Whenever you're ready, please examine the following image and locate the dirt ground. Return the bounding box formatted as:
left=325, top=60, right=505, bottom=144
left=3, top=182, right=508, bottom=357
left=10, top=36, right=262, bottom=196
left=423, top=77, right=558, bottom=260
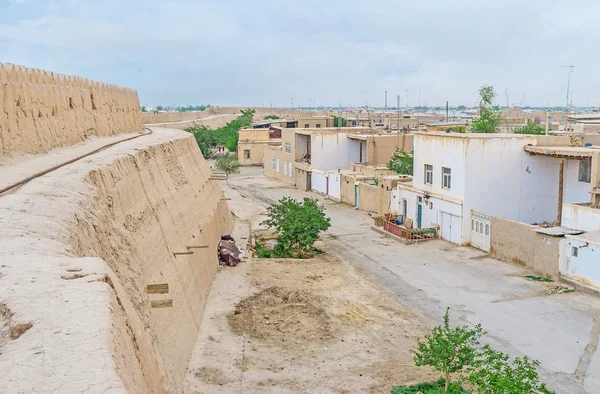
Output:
left=184, top=180, right=435, bottom=394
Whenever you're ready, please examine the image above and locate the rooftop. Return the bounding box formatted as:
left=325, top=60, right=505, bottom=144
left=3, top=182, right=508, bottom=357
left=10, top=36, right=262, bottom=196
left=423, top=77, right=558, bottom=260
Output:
left=427, top=121, right=467, bottom=126
left=413, top=131, right=539, bottom=139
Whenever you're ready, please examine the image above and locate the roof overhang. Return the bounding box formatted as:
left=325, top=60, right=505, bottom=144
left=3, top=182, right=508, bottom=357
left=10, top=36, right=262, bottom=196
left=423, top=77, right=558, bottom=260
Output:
left=524, top=145, right=597, bottom=159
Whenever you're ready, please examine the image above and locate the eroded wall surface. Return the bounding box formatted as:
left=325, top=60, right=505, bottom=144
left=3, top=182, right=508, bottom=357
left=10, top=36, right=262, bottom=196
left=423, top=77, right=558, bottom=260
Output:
left=0, top=63, right=143, bottom=156
left=0, top=130, right=233, bottom=394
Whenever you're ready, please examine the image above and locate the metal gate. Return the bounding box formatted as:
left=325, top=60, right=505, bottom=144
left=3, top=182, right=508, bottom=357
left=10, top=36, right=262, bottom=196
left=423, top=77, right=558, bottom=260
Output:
left=471, top=211, right=491, bottom=252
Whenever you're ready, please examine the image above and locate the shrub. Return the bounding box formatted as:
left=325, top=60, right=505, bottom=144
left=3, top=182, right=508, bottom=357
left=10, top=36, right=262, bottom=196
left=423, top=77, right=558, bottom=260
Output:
left=261, top=197, right=331, bottom=256
left=389, top=148, right=414, bottom=175
left=214, top=153, right=241, bottom=184
left=514, top=120, right=546, bottom=135
left=391, top=378, right=470, bottom=394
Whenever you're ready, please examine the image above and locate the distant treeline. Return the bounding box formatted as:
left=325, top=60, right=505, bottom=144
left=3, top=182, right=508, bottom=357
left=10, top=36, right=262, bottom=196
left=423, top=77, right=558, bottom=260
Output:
left=142, top=104, right=212, bottom=112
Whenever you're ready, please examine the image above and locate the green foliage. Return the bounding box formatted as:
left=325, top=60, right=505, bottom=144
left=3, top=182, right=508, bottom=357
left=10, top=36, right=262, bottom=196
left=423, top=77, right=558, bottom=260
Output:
left=456, top=105, right=467, bottom=111
left=413, top=308, right=485, bottom=391
left=264, top=115, right=280, bottom=120
left=514, top=120, right=546, bottom=135
left=254, top=241, right=273, bottom=258
left=373, top=178, right=380, bottom=186
left=524, top=275, right=553, bottom=283
left=214, top=153, right=241, bottom=184
left=388, top=148, right=414, bottom=175
left=141, top=106, right=147, bottom=112
left=466, top=346, right=555, bottom=394
left=156, top=105, right=164, bottom=111
left=471, top=85, right=501, bottom=134
left=187, top=109, right=255, bottom=157
left=333, top=116, right=347, bottom=127
left=391, top=378, right=470, bottom=394
left=261, top=197, right=331, bottom=256
left=177, top=104, right=211, bottom=112
left=471, top=110, right=501, bottom=133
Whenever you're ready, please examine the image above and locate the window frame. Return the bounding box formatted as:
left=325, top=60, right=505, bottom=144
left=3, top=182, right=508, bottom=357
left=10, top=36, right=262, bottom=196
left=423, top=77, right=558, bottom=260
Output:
left=579, top=160, right=591, bottom=183
left=424, top=164, right=433, bottom=185
left=288, top=162, right=293, bottom=177
left=271, top=158, right=275, bottom=170
left=442, top=167, right=451, bottom=189
left=244, top=149, right=251, bottom=159
left=572, top=246, right=579, bottom=257
left=283, top=160, right=288, bottom=175
left=285, top=142, right=291, bottom=153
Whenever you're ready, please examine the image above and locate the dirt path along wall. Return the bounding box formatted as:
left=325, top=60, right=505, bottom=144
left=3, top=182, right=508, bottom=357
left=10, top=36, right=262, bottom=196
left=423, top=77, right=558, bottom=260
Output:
left=0, top=63, right=143, bottom=156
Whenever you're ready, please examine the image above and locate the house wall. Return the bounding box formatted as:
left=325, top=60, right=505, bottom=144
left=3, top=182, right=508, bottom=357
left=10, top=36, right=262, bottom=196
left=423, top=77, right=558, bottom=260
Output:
left=237, top=142, right=270, bottom=166
left=562, top=203, right=600, bottom=232
left=297, top=118, right=333, bottom=128
left=349, top=163, right=394, bottom=178
left=490, top=217, right=560, bottom=278
left=365, top=134, right=414, bottom=165
left=311, top=132, right=360, bottom=171
left=358, top=183, right=379, bottom=212
left=0, top=63, right=143, bottom=156
left=295, top=167, right=311, bottom=191
left=311, top=171, right=328, bottom=195
left=263, top=146, right=295, bottom=185
left=560, top=236, right=600, bottom=287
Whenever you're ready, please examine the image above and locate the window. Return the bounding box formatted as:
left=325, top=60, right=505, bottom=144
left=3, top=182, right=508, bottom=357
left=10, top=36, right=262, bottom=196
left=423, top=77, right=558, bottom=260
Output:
left=276, top=158, right=280, bottom=172
left=271, top=158, right=275, bottom=170
left=283, top=161, right=287, bottom=175
left=485, top=224, right=489, bottom=236
left=304, top=124, right=309, bottom=128
left=288, top=162, right=293, bottom=177
left=244, top=149, right=251, bottom=159
left=424, top=164, right=433, bottom=185
left=471, top=219, right=474, bottom=230
left=572, top=246, right=579, bottom=257
left=316, top=124, right=321, bottom=128
left=285, top=142, right=291, bottom=153
left=579, top=160, right=591, bottom=183
left=442, top=167, right=451, bottom=189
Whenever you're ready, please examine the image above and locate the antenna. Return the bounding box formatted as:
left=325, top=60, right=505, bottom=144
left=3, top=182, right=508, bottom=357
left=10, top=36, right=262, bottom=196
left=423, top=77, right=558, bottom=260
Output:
left=561, top=65, right=574, bottom=111
left=385, top=90, right=387, bottom=109
left=505, top=89, right=509, bottom=108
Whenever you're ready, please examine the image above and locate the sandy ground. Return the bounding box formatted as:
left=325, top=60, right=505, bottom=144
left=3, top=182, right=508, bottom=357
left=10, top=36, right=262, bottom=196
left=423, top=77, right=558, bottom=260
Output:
left=184, top=176, right=435, bottom=394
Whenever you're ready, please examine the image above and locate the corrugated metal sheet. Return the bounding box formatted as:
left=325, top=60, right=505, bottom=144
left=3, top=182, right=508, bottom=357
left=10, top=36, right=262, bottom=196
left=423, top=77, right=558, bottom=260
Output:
left=534, top=227, right=584, bottom=236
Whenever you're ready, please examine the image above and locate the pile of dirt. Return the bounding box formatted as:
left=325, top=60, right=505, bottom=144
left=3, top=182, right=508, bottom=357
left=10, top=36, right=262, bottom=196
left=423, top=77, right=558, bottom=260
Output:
left=228, top=286, right=334, bottom=349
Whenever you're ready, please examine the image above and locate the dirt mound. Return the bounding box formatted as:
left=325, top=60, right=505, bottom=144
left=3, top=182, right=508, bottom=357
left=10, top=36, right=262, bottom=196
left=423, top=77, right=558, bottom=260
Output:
left=228, top=287, right=334, bottom=349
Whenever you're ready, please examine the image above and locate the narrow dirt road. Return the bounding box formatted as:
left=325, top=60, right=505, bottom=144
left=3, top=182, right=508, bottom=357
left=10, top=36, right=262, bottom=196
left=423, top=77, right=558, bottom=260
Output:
left=201, top=167, right=600, bottom=394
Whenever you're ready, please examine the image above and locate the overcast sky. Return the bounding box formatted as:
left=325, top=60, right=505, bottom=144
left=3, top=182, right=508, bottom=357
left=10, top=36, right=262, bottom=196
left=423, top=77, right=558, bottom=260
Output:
left=1, top=0, right=599, bottom=108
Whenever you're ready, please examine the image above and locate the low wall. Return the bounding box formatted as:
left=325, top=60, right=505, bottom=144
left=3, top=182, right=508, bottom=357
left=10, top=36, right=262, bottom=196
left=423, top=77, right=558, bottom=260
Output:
left=0, top=63, right=143, bottom=156
left=311, top=171, right=327, bottom=195
left=358, top=182, right=379, bottom=213
left=490, top=216, right=560, bottom=278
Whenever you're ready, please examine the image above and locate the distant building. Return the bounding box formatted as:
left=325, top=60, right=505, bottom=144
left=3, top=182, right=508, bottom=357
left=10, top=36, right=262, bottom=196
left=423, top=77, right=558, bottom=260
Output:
left=425, top=122, right=467, bottom=133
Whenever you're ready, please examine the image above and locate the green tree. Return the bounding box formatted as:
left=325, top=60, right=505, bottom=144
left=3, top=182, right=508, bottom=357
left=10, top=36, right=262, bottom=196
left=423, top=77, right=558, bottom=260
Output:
left=141, top=105, right=147, bottom=112
left=333, top=116, right=347, bottom=127
left=261, top=197, right=331, bottom=256
left=467, top=345, right=555, bottom=394
left=214, top=152, right=241, bottom=184
left=156, top=105, right=164, bottom=111
left=413, top=308, right=485, bottom=392
left=514, top=120, right=546, bottom=135
left=471, top=85, right=501, bottom=133
left=264, top=115, right=280, bottom=120
left=456, top=105, right=467, bottom=111
left=388, top=148, right=414, bottom=175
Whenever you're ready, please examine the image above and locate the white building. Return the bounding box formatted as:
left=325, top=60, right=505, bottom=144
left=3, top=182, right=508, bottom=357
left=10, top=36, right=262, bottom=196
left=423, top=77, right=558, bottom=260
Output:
left=391, top=133, right=600, bottom=248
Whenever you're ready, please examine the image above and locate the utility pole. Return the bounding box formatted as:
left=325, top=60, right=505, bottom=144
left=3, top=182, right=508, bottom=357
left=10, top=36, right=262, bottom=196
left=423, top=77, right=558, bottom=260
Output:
left=405, top=89, right=408, bottom=109
left=385, top=90, right=388, bottom=109
left=505, top=89, right=509, bottom=108
left=418, top=85, right=421, bottom=107
left=446, top=101, right=449, bottom=122
left=397, top=95, right=400, bottom=131
left=291, top=98, right=294, bottom=109
left=561, top=65, right=574, bottom=112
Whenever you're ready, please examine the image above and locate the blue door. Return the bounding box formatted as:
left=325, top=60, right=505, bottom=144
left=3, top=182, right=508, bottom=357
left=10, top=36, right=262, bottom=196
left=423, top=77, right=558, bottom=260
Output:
left=355, top=185, right=359, bottom=207
left=417, top=202, right=423, bottom=228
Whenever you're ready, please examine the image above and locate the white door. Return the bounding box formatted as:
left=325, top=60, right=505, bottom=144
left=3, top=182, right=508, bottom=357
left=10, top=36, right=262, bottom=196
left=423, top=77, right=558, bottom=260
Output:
left=441, top=212, right=461, bottom=244
left=470, top=211, right=491, bottom=252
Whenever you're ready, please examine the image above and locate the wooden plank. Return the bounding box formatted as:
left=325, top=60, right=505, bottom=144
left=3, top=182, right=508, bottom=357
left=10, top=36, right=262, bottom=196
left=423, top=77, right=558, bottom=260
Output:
left=146, top=284, right=169, bottom=294
left=151, top=299, right=173, bottom=308
left=186, top=244, right=209, bottom=249
left=173, top=251, right=194, bottom=256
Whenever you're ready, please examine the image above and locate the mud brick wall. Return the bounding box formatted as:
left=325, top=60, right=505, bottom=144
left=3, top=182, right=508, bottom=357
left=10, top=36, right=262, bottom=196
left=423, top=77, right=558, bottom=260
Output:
left=0, top=63, right=143, bottom=156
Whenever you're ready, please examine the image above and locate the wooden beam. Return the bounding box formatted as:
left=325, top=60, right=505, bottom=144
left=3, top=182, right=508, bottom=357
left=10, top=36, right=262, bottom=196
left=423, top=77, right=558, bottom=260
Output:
left=173, top=251, right=194, bottom=256
left=557, top=159, right=565, bottom=225
left=186, top=244, right=209, bottom=249
left=146, top=284, right=169, bottom=294
left=151, top=299, right=173, bottom=308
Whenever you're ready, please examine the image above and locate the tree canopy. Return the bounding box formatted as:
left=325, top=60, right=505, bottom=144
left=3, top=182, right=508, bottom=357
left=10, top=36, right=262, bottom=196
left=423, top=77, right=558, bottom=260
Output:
left=388, top=148, right=414, bottom=175
left=214, top=153, right=241, bottom=184
left=471, top=85, right=501, bottom=133
left=514, top=120, right=546, bottom=135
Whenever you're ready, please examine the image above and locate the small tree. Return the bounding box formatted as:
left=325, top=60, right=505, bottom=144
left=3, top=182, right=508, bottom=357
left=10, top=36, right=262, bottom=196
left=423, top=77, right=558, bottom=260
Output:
left=214, top=153, right=241, bottom=184
left=467, top=345, right=555, bottom=394
left=471, top=85, right=501, bottom=134
left=412, top=308, right=485, bottom=392
left=388, top=148, right=414, bottom=175
left=261, top=197, right=331, bottom=256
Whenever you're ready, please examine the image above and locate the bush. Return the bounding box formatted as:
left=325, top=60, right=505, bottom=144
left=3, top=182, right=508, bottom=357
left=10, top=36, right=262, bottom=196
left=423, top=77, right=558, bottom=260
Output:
left=514, top=120, right=546, bottom=135
left=389, top=148, right=414, bottom=175
left=261, top=197, right=331, bottom=256
left=391, top=378, right=470, bottom=394
left=254, top=241, right=272, bottom=258
left=214, top=153, right=241, bottom=184
left=264, top=115, right=280, bottom=120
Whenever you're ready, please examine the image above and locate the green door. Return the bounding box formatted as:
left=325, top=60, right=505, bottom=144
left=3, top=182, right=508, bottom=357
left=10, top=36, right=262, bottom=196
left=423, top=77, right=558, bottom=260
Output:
left=355, top=185, right=359, bottom=207
left=417, top=202, right=423, bottom=228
